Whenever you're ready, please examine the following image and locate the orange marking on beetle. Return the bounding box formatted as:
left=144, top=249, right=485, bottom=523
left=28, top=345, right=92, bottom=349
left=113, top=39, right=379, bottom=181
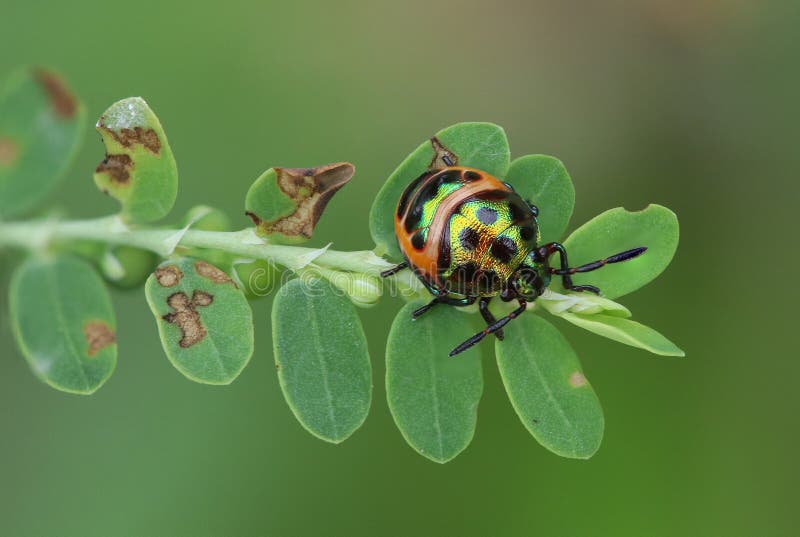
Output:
left=83, top=321, right=116, bottom=357
left=395, top=167, right=510, bottom=285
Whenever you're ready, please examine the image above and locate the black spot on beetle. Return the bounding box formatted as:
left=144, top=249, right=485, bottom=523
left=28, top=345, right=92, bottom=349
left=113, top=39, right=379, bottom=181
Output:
left=477, top=206, right=498, bottom=225
left=411, top=230, right=426, bottom=250
left=520, top=225, right=536, bottom=242
left=459, top=227, right=480, bottom=251
left=508, top=198, right=530, bottom=223
left=463, top=170, right=481, bottom=182
left=397, top=171, right=433, bottom=218
left=491, top=236, right=518, bottom=263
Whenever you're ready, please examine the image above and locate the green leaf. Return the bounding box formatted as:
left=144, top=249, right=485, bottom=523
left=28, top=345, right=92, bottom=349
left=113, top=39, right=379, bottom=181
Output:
left=272, top=278, right=371, bottom=443
left=370, top=122, right=511, bottom=260
left=554, top=204, right=679, bottom=299
left=245, top=162, right=354, bottom=244
left=386, top=301, right=483, bottom=463
left=180, top=205, right=231, bottom=232
left=9, top=255, right=116, bottom=394
left=100, top=245, right=158, bottom=289
left=144, top=258, right=253, bottom=384
left=0, top=67, right=86, bottom=218
left=504, top=155, right=574, bottom=244
left=93, top=97, right=178, bottom=223
left=538, top=289, right=631, bottom=318
left=496, top=314, right=603, bottom=459
left=559, top=312, right=685, bottom=357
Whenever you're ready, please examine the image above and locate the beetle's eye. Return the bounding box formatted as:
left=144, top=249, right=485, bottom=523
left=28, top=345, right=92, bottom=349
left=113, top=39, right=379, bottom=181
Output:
left=529, top=204, right=539, bottom=217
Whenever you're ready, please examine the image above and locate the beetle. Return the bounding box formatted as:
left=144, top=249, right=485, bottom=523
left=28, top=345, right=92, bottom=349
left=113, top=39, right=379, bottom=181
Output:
left=380, top=148, right=646, bottom=356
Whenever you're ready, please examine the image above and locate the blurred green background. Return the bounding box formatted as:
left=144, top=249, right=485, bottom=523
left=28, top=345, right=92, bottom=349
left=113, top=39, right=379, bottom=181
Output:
left=1, top=1, right=797, bottom=535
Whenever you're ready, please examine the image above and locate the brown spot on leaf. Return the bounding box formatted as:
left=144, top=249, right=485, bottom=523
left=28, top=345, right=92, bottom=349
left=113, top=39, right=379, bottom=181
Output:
left=98, top=123, right=162, bottom=154
left=162, top=291, right=214, bottom=348
left=245, top=211, right=262, bottom=226
left=0, top=137, right=19, bottom=166
left=83, top=321, right=116, bottom=357
left=34, top=69, right=77, bottom=119
left=95, top=154, right=133, bottom=184
left=569, top=371, right=588, bottom=388
left=429, top=137, right=459, bottom=169
left=255, top=162, right=354, bottom=239
left=195, top=261, right=235, bottom=286
left=155, top=265, right=183, bottom=287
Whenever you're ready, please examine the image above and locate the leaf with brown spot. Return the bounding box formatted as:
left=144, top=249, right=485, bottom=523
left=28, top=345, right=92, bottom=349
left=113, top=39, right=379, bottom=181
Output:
left=496, top=314, right=604, bottom=459
left=9, top=255, right=117, bottom=394
left=194, top=260, right=235, bottom=286
left=93, top=97, right=178, bottom=223
left=155, top=265, right=183, bottom=287
left=84, top=321, right=116, bottom=357
left=145, top=258, right=253, bottom=385
left=245, top=162, right=354, bottom=244
left=0, top=67, right=86, bottom=218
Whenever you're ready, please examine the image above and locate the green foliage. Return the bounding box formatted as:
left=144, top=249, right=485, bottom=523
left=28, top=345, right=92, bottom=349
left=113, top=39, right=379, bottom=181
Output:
left=0, top=67, right=86, bottom=218
left=93, top=97, right=178, bottom=224
left=554, top=204, right=679, bottom=299
left=496, top=315, right=603, bottom=459
left=0, top=68, right=684, bottom=464
left=246, top=163, right=355, bottom=244
left=505, top=155, right=574, bottom=244
left=386, top=301, right=483, bottom=463
left=9, top=255, right=116, bottom=394
left=369, top=122, right=510, bottom=260
left=272, top=278, right=371, bottom=443
left=558, top=313, right=685, bottom=356
left=144, top=258, right=253, bottom=384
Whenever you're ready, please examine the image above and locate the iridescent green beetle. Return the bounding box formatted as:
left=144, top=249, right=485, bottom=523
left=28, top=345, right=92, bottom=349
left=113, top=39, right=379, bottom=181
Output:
left=381, top=141, right=646, bottom=356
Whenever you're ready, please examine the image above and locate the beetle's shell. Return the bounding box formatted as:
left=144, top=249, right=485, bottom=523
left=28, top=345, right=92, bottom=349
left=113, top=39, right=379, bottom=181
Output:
left=394, top=166, right=540, bottom=297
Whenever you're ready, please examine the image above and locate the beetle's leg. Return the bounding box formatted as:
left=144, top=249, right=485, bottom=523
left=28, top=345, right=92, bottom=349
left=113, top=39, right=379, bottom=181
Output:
left=380, top=262, right=408, bottom=278
left=479, top=296, right=504, bottom=340
left=412, top=295, right=475, bottom=319
left=450, top=299, right=527, bottom=356
left=541, top=242, right=647, bottom=294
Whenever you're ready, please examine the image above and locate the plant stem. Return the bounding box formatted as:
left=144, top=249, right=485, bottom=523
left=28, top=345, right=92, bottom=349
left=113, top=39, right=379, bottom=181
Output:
left=0, top=216, right=423, bottom=294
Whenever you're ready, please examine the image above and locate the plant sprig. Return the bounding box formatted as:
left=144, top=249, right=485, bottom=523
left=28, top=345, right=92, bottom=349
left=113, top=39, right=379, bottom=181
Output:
left=0, top=67, right=683, bottom=463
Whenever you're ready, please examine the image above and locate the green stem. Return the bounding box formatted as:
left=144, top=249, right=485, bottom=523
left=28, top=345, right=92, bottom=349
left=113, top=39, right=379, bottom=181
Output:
left=0, top=216, right=423, bottom=295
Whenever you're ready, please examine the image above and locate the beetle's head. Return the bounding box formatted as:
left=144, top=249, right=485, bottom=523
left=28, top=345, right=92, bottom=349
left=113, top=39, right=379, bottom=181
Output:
left=507, top=253, right=550, bottom=301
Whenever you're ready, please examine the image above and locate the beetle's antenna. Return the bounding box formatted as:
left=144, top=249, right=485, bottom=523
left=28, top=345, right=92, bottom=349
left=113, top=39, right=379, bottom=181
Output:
left=549, top=247, right=647, bottom=275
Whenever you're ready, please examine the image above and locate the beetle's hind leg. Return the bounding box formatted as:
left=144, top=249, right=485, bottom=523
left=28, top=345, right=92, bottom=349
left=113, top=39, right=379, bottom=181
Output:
left=479, top=296, right=504, bottom=340
left=380, top=262, right=408, bottom=278
left=451, top=299, right=527, bottom=356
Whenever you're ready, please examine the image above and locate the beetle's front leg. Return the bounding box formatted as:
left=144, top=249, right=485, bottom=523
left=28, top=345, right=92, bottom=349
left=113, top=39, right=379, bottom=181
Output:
left=412, top=294, right=476, bottom=319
